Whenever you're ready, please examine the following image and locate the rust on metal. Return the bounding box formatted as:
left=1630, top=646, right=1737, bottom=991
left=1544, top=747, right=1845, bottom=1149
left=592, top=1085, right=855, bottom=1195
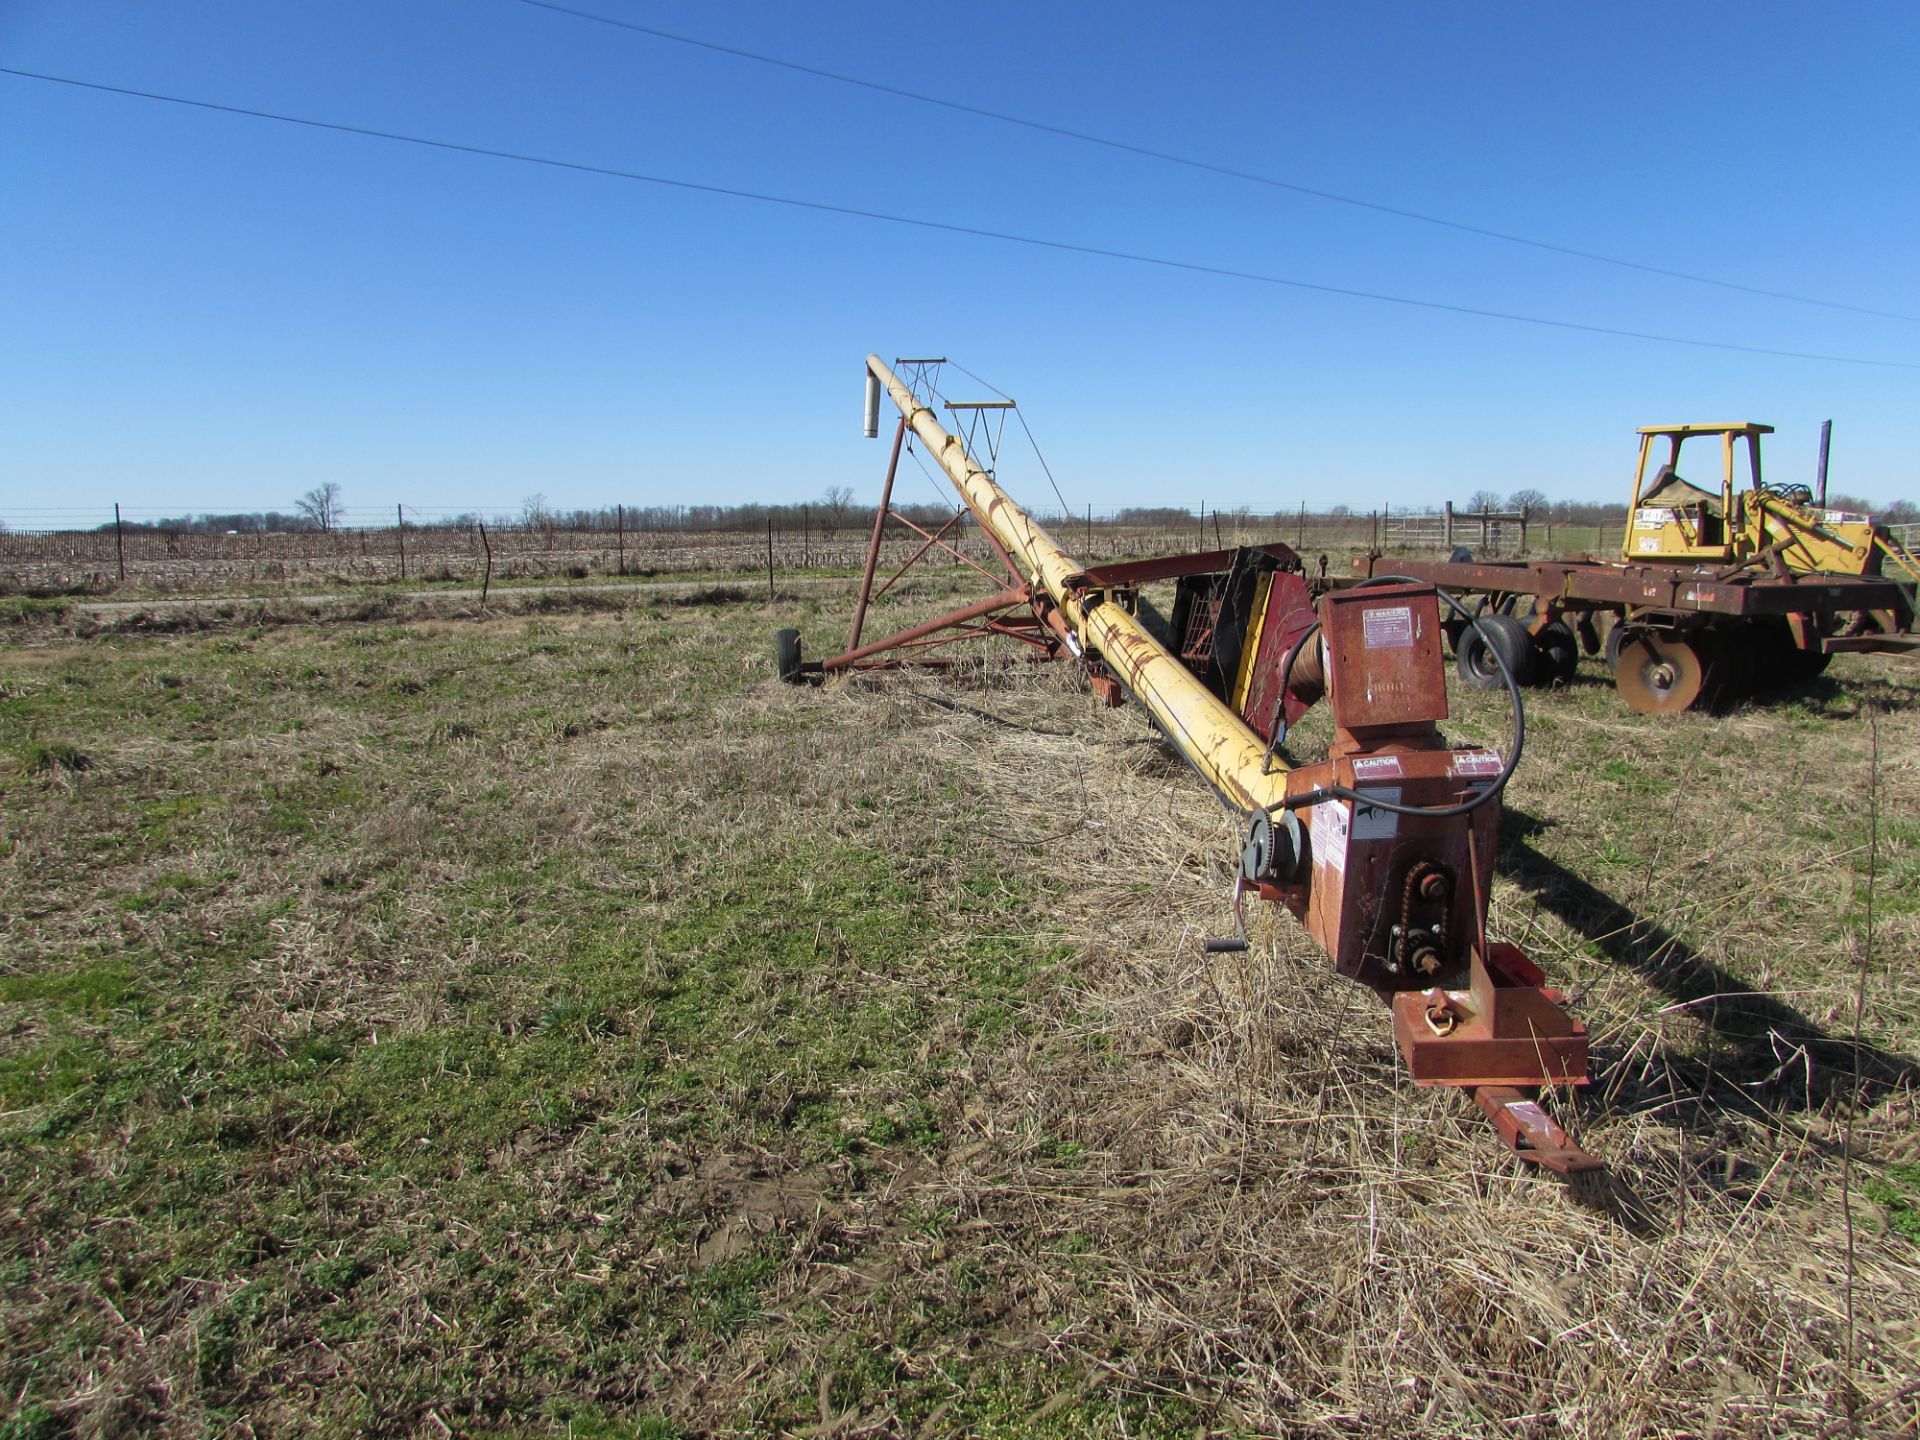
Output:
left=781, top=354, right=1599, bottom=1175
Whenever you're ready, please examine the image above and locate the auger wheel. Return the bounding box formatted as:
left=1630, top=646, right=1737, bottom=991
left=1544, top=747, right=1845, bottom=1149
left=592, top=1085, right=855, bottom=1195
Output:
left=1612, top=630, right=1715, bottom=715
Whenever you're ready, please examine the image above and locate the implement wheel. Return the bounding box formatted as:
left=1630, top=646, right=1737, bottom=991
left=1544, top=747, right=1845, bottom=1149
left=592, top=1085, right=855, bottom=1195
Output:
left=775, top=628, right=803, bottom=683
left=1456, top=612, right=1536, bottom=690
left=1604, top=618, right=1630, bottom=671
left=1535, top=621, right=1580, bottom=686
left=1613, top=632, right=1711, bottom=715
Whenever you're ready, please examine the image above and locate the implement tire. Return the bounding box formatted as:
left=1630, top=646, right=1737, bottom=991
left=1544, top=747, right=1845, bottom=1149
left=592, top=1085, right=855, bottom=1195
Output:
left=1456, top=612, right=1535, bottom=690
left=1536, top=621, right=1580, bottom=686
left=775, top=628, right=803, bottom=684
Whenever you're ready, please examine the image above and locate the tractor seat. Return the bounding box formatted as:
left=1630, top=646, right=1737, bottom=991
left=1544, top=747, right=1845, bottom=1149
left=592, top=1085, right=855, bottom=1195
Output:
left=1640, top=465, right=1723, bottom=518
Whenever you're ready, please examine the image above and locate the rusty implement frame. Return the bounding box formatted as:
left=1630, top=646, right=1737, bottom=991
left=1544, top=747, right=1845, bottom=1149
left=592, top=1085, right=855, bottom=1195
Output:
left=784, top=355, right=1598, bottom=1175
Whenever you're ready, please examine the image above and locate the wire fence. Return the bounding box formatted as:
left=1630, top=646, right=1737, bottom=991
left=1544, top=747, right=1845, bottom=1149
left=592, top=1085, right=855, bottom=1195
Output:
left=0, top=504, right=1627, bottom=597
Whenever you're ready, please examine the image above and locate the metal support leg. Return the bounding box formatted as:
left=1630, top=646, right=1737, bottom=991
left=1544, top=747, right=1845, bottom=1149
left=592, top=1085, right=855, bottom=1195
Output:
left=848, top=415, right=907, bottom=653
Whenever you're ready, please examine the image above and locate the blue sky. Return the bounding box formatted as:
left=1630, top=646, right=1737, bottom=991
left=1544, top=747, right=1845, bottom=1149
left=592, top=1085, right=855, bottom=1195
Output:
left=3, top=0, right=1916, bottom=527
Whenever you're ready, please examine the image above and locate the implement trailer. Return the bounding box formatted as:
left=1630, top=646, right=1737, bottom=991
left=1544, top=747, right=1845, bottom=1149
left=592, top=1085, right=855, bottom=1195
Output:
left=777, top=356, right=1598, bottom=1174
left=1352, top=552, right=1918, bottom=715
left=1358, top=422, right=1918, bottom=715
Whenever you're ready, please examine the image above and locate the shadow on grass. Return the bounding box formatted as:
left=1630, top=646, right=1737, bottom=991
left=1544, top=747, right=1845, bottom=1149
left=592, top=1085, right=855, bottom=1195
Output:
left=1505, top=802, right=1912, bottom=1152
left=1500, top=805, right=1918, bottom=1122
left=1495, top=804, right=1918, bottom=1226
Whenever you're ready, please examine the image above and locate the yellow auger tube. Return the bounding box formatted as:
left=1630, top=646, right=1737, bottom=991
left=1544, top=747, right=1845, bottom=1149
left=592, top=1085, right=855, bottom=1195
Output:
left=868, top=355, right=1290, bottom=814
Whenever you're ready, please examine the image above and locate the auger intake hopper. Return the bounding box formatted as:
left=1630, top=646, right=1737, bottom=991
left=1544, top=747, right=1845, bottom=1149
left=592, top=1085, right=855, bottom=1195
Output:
left=778, top=354, right=1598, bottom=1175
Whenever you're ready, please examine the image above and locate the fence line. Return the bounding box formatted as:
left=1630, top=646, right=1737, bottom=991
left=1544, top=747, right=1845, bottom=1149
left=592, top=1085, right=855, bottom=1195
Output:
left=0, top=506, right=1627, bottom=596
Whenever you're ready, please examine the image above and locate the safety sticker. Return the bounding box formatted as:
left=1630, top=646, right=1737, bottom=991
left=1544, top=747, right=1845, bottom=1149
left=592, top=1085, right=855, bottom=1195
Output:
left=1453, top=750, right=1503, bottom=779
left=1636, top=537, right=1661, bottom=553
left=1351, top=786, right=1400, bottom=841
left=1361, top=605, right=1415, bottom=649
left=1350, top=754, right=1404, bottom=780
left=1634, top=509, right=1675, bottom=530
left=1310, top=799, right=1350, bottom=875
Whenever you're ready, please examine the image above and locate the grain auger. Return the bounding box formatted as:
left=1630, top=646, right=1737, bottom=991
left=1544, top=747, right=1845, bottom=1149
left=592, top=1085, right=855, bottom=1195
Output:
left=777, top=355, right=1598, bottom=1175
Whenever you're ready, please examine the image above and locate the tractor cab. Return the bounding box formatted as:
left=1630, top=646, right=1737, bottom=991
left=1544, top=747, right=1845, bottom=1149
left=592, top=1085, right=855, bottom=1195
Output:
left=1623, top=423, right=1770, bottom=564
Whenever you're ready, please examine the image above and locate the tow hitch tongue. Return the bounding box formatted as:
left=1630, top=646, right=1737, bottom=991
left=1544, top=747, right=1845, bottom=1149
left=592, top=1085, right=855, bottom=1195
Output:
left=786, top=354, right=1598, bottom=1175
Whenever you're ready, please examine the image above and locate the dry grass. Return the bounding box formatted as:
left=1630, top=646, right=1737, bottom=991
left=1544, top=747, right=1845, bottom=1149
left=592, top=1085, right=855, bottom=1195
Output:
left=1, top=579, right=1916, bottom=1437
left=876, top=653, right=1920, bottom=1436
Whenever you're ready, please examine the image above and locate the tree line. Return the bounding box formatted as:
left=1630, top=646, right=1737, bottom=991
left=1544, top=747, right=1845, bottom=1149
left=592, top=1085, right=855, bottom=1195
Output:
left=78, top=480, right=1916, bottom=538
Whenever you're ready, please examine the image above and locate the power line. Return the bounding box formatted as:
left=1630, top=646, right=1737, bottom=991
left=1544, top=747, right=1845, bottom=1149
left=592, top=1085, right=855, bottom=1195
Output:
left=4, top=64, right=1916, bottom=372
left=509, top=0, right=1920, bottom=326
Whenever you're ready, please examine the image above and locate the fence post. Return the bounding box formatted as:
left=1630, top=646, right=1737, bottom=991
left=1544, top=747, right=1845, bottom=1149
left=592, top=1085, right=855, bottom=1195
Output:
left=1297, top=502, right=1305, bottom=549
left=1370, top=510, right=1379, bottom=552
left=766, top=517, right=775, bottom=602
left=478, top=522, right=493, bottom=604
left=1086, top=504, right=1092, bottom=557
left=803, top=505, right=810, bottom=569
left=396, top=503, right=406, bottom=580
left=616, top=503, right=625, bottom=576
left=1444, top=501, right=1454, bottom=548
left=1519, top=508, right=1529, bottom=554
left=114, top=502, right=126, bottom=584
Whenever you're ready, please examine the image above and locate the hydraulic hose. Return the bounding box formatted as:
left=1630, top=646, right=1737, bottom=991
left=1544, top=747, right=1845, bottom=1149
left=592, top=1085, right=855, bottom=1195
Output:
left=1263, top=576, right=1526, bottom=821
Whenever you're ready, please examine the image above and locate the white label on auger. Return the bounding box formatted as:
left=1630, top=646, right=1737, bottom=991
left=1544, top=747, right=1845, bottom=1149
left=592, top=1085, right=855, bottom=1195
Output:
left=1362, top=605, right=1415, bottom=649
left=1634, top=509, right=1674, bottom=530
left=1311, top=800, right=1350, bottom=875
left=1351, top=755, right=1404, bottom=781
left=1351, top=786, right=1401, bottom=841
left=1453, top=750, right=1503, bottom=779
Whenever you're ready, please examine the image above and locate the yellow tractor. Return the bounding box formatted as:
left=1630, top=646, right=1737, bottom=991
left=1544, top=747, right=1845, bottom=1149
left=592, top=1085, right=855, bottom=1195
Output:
left=1624, top=422, right=1920, bottom=585
left=1362, top=422, right=1916, bottom=715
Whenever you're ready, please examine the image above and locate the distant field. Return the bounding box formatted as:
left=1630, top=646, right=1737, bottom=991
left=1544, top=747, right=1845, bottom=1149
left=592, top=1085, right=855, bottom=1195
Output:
left=2, top=580, right=1915, bottom=1437
left=0, top=514, right=1616, bottom=599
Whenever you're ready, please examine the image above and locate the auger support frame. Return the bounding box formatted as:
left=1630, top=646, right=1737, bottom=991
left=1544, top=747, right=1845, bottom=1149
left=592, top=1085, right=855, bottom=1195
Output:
left=782, top=354, right=1597, bottom=1175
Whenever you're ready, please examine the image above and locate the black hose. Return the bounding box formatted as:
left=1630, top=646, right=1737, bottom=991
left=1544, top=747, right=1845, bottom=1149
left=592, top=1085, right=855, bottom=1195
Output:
left=1260, top=618, right=1320, bottom=773
left=1262, top=575, right=1526, bottom=821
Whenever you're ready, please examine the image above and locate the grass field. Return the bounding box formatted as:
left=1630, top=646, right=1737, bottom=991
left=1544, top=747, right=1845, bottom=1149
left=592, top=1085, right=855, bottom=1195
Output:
left=2, top=578, right=1916, bottom=1438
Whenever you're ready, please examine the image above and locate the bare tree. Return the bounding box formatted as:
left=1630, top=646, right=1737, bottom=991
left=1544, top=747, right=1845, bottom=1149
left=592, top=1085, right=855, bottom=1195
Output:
left=522, top=493, right=552, bottom=533
left=821, top=485, right=856, bottom=535
left=1508, top=487, right=1550, bottom=517
left=295, top=482, right=342, bottom=533
left=1468, top=488, right=1505, bottom=513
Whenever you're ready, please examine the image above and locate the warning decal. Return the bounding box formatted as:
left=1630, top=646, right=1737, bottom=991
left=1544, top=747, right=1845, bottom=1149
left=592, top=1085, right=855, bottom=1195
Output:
left=1350, top=755, right=1404, bottom=781
left=1361, top=605, right=1416, bottom=649
left=1351, top=786, right=1401, bottom=841
left=1310, top=800, right=1351, bottom=875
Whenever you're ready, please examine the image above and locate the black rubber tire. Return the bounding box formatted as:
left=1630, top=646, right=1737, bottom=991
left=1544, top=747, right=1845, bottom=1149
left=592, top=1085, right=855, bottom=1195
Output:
left=1752, top=617, right=1831, bottom=685
left=774, top=628, right=803, bottom=683
left=1604, top=618, right=1631, bottom=671
left=1456, top=612, right=1536, bottom=690
left=1535, top=620, right=1580, bottom=686
left=1575, top=612, right=1602, bottom=656
left=1785, top=646, right=1833, bottom=681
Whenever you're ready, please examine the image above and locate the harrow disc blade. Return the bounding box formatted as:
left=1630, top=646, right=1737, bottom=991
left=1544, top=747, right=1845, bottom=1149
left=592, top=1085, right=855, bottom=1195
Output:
left=1613, top=633, right=1709, bottom=715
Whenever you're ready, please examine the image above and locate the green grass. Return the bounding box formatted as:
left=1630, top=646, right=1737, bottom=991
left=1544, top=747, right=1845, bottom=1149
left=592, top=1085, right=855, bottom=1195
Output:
left=2, top=581, right=1915, bottom=1438
left=1866, top=1162, right=1920, bottom=1242
left=0, top=588, right=1115, bottom=1436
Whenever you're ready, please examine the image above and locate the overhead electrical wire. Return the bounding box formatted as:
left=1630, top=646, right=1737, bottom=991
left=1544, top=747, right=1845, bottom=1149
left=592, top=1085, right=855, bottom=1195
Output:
left=508, top=0, right=1920, bottom=326
left=3, top=65, right=1916, bottom=373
